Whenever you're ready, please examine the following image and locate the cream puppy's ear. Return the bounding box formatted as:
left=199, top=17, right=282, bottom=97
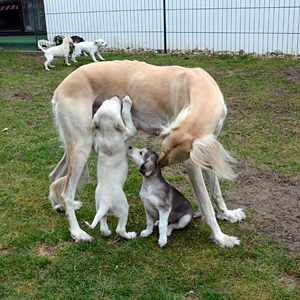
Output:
left=115, top=116, right=126, bottom=132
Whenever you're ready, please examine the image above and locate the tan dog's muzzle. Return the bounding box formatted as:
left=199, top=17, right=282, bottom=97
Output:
left=157, top=152, right=168, bottom=168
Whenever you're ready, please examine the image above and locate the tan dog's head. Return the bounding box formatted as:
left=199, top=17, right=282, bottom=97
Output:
left=157, top=105, right=237, bottom=180
left=158, top=106, right=191, bottom=167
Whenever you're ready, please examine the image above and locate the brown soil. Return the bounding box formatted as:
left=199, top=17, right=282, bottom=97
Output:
left=225, top=159, right=300, bottom=253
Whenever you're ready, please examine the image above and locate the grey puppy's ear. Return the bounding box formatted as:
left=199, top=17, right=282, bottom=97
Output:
left=140, top=159, right=156, bottom=177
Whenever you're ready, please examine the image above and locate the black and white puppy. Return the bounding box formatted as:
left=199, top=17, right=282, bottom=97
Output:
left=128, top=147, right=195, bottom=247
left=70, top=35, right=85, bottom=44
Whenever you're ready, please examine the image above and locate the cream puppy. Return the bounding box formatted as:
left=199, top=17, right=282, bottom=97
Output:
left=85, top=96, right=137, bottom=239
left=38, top=37, right=73, bottom=71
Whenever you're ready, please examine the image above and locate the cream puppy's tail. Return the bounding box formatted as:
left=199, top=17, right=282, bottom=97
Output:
left=190, top=135, right=237, bottom=180
left=85, top=206, right=109, bottom=229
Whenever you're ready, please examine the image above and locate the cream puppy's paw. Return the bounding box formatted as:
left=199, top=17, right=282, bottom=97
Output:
left=122, top=95, right=132, bottom=109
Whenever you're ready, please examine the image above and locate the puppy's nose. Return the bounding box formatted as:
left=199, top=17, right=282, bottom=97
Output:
left=129, top=146, right=132, bottom=149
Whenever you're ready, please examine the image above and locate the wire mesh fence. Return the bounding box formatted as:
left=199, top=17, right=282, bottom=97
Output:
left=38, top=0, right=300, bottom=55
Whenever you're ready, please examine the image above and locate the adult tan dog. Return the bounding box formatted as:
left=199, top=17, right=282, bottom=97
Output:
left=49, top=60, right=245, bottom=248
left=38, top=37, right=73, bottom=71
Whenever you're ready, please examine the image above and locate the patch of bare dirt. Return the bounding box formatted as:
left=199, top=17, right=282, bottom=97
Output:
left=285, top=66, right=300, bottom=83
left=38, top=243, right=58, bottom=259
left=25, top=51, right=44, bottom=57
left=225, top=159, right=300, bottom=252
left=280, top=272, right=300, bottom=288
left=132, top=132, right=300, bottom=253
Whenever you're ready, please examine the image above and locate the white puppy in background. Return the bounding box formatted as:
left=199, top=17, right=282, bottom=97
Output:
left=38, top=37, right=73, bottom=71
left=71, top=38, right=107, bottom=62
left=85, top=96, right=137, bottom=240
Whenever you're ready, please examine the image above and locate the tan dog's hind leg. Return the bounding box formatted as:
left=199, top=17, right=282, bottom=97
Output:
left=59, top=109, right=93, bottom=241
left=204, top=170, right=246, bottom=223
left=61, top=145, right=93, bottom=243
left=184, top=159, right=240, bottom=248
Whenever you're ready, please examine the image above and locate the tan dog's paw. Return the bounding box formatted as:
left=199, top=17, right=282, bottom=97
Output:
left=211, top=233, right=240, bottom=248
left=74, top=201, right=83, bottom=211
left=70, top=229, right=93, bottom=243
left=217, top=208, right=246, bottom=223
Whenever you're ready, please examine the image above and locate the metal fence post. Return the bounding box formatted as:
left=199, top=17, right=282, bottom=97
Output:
left=163, top=0, right=167, bottom=54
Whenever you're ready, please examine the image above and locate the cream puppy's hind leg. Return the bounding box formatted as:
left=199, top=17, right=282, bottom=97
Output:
left=114, top=195, right=137, bottom=240
left=99, top=216, right=111, bottom=237
left=44, top=54, right=54, bottom=71
left=116, top=215, right=137, bottom=239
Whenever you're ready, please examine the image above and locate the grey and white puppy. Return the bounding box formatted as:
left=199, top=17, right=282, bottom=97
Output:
left=128, top=147, right=195, bottom=247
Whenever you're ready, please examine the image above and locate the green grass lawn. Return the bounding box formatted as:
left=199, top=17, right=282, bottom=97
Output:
left=0, top=50, right=299, bottom=299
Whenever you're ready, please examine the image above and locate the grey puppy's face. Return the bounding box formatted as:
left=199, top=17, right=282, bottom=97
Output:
left=128, top=147, right=159, bottom=177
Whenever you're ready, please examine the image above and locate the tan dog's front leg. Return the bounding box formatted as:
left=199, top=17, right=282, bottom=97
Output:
left=184, top=159, right=240, bottom=248
left=204, top=170, right=246, bottom=223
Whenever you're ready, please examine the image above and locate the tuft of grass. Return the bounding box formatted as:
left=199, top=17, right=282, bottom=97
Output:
left=0, top=50, right=299, bottom=299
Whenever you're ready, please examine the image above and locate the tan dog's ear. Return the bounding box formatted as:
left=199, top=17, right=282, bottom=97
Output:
left=115, top=116, right=126, bottom=132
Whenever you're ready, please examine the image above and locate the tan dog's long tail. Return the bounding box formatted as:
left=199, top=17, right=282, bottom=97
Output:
left=49, top=163, right=88, bottom=211
left=190, top=135, right=237, bottom=180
